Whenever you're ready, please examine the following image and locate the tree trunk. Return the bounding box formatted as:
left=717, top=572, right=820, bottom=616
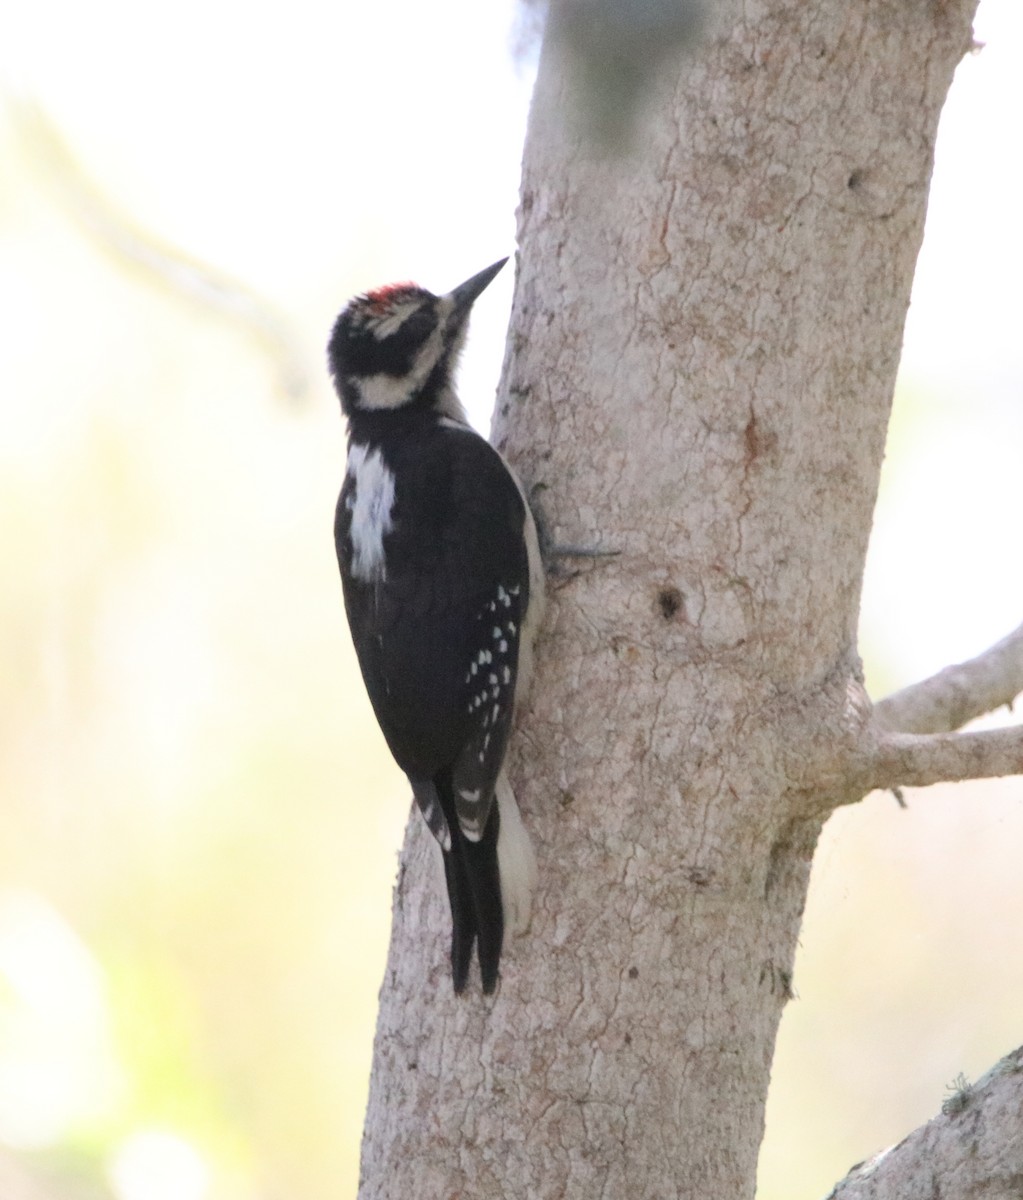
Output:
left=358, top=3, right=980, bottom=1197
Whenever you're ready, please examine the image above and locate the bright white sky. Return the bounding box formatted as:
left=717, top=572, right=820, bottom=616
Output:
left=10, top=0, right=1016, bottom=695
left=0, top=0, right=1019, bottom=676
left=902, top=1, right=1023, bottom=377
left=3, top=0, right=1020, bottom=663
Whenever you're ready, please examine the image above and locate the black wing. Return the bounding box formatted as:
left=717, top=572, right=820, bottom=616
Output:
left=336, top=421, right=529, bottom=841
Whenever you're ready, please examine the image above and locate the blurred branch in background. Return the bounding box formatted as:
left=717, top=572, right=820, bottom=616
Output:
left=5, top=94, right=309, bottom=405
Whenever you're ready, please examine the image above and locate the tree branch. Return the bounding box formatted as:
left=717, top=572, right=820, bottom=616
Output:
left=873, top=622, right=1023, bottom=734
left=826, top=1046, right=1023, bottom=1200
left=861, top=727, right=1023, bottom=793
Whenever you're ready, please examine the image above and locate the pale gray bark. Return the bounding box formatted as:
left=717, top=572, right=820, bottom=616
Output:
left=874, top=621, right=1023, bottom=734
left=826, top=1046, right=1023, bottom=1200
left=859, top=725, right=1023, bottom=791
left=357, top=3, right=996, bottom=1198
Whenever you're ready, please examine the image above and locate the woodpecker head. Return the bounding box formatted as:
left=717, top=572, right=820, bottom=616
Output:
left=328, top=258, right=508, bottom=421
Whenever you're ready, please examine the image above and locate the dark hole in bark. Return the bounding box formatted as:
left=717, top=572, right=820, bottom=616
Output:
left=657, top=587, right=683, bottom=619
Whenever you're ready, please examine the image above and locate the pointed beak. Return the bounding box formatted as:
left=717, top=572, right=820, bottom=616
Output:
left=448, top=257, right=509, bottom=313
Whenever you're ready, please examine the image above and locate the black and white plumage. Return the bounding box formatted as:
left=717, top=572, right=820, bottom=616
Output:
left=328, top=259, right=543, bottom=994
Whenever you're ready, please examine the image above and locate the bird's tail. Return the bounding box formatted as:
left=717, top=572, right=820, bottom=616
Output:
left=435, top=767, right=503, bottom=994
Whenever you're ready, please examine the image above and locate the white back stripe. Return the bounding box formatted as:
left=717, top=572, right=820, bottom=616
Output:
left=346, top=443, right=395, bottom=581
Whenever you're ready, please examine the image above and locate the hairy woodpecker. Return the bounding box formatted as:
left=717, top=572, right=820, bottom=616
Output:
left=328, top=258, right=543, bottom=994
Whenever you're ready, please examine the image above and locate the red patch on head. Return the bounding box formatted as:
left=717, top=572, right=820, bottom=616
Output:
left=363, top=281, right=421, bottom=312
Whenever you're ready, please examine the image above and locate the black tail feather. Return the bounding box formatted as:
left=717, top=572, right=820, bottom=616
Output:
left=442, top=846, right=476, bottom=994
left=435, top=770, right=504, bottom=994
left=461, top=811, right=503, bottom=994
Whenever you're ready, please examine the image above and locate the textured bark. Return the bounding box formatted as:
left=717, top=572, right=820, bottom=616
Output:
left=874, top=621, right=1023, bottom=735
left=358, top=3, right=981, bottom=1198
left=826, top=1046, right=1023, bottom=1200
left=860, top=726, right=1023, bottom=791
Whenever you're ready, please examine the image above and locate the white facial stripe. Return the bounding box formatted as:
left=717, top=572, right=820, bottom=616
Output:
left=355, top=373, right=421, bottom=411
left=355, top=317, right=445, bottom=411
left=353, top=296, right=471, bottom=420
left=346, top=443, right=395, bottom=581
left=369, top=300, right=424, bottom=341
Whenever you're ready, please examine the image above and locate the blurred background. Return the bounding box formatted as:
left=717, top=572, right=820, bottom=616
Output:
left=0, top=1, right=1020, bottom=1197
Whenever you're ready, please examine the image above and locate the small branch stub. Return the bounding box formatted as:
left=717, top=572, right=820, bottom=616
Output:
left=863, top=726, right=1023, bottom=793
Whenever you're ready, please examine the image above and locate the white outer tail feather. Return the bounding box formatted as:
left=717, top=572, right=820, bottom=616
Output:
left=495, top=770, right=538, bottom=937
